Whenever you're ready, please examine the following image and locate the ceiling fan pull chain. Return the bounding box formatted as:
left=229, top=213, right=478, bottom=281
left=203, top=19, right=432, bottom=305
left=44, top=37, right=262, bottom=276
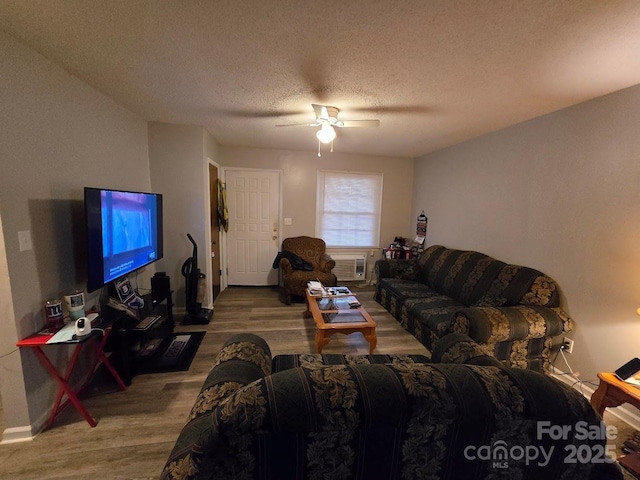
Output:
left=318, top=139, right=322, bottom=157
left=330, top=140, right=334, bottom=153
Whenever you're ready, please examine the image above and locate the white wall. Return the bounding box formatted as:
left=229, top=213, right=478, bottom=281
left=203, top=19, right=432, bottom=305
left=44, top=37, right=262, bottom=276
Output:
left=413, top=83, right=640, bottom=386
left=0, top=31, right=150, bottom=440
left=218, top=146, right=415, bottom=274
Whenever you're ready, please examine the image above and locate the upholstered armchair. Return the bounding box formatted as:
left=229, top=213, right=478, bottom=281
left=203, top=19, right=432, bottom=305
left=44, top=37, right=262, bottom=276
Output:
left=279, top=236, right=337, bottom=304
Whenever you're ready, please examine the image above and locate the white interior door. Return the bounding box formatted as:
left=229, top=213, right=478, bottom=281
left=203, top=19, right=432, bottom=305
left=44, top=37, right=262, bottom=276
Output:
left=225, top=169, right=280, bottom=285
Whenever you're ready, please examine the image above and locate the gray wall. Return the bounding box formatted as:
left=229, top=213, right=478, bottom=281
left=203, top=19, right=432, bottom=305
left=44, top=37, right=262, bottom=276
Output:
left=148, top=122, right=217, bottom=308
left=0, top=31, right=151, bottom=439
left=413, top=83, right=640, bottom=402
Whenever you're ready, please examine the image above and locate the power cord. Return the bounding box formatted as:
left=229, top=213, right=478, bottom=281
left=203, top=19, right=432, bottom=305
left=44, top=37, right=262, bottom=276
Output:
left=553, top=344, right=599, bottom=395
left=133, top=271, right=152, bottom=296
left=0, top=348, right=19, bottom=359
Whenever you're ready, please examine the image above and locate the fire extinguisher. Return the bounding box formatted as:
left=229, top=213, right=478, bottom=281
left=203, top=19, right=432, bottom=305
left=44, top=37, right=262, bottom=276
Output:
left=416, top=211, right=427, bottom=252
left=417, top=211, right=428, bottom=238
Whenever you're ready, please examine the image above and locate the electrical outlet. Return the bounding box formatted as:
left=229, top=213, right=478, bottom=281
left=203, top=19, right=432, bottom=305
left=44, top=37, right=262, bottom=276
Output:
left=562, top=337, right=574, bottom=354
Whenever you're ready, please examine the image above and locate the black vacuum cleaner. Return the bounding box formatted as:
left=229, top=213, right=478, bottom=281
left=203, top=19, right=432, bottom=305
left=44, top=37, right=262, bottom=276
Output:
left=181, top=233, right=213, bottom=325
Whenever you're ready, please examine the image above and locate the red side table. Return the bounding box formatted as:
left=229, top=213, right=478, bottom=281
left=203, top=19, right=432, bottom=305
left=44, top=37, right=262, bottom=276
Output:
left=17, top=317, right=127, bottom=429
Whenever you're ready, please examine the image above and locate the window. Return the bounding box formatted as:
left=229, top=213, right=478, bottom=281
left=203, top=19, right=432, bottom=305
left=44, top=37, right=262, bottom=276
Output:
left=316, top=170, right=383, bottom=248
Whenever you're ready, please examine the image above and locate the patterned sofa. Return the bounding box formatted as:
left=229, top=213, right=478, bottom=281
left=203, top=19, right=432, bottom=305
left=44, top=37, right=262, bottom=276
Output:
left=161, top=333, right=621, bottom=480
left=374, top=244, right=574, bottom=372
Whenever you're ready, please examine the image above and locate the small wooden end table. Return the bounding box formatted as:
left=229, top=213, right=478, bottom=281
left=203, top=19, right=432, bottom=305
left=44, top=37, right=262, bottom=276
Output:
left=304, top=289, right=377, bottom=354
left=590, top=372, right=640, bottom=416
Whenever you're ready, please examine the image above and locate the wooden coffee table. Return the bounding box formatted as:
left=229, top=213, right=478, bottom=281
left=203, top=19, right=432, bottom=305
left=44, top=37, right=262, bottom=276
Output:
left=304, top=289, right=377, bottom=354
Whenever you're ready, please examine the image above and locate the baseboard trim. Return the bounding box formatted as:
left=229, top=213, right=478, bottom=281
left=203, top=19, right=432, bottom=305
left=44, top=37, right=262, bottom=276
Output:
left=0, top=407, right=50, bottom=444
left=1, top=426, right=34, bottom=444
left=550, top=366, right=640, bottom=431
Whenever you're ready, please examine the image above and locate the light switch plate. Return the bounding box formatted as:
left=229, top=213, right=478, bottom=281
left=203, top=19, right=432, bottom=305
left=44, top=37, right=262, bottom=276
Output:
left=18, top=230, right=33, bottom=251
left=284, top=218, right=292, bottom=225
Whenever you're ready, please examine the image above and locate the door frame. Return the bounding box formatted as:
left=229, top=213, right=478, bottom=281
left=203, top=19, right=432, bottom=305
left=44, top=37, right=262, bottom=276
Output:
left=204, top=157, right=222, bottom=305
left=220, top=166, right=283, bottom=288
left=208, top=161, right=222, bottom=302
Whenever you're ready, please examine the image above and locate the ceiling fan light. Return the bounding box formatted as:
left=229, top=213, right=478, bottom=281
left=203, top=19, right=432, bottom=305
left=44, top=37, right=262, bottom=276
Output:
left=316, top=124, right=336, bottom=144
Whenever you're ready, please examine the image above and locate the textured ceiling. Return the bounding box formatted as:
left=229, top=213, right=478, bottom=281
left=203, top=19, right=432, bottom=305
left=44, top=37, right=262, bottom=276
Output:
left=2, top=1, right=640, bottom=158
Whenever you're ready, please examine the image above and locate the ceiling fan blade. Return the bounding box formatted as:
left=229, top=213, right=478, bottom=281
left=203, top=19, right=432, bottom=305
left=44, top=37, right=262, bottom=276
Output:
left=276, top=123, right=319, bottom=128
left=216, top=108, right=305, bottom=118
left=350, top=105, right=433, bottom=114
left=339, top=120, right=380, bottom=128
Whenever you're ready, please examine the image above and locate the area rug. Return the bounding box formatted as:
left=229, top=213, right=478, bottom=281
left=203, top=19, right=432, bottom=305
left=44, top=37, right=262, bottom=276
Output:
left=136, top=331, right=206, bottom=374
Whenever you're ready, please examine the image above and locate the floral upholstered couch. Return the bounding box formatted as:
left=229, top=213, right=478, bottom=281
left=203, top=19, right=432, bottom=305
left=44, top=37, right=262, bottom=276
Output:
left=161, top=333, right=621, bottom=480
left=375, top=244, right=574, bottom=372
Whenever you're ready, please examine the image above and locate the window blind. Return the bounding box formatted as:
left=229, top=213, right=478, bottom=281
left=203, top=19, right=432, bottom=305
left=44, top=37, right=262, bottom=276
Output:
left=316, top=170, right=383, bottom=248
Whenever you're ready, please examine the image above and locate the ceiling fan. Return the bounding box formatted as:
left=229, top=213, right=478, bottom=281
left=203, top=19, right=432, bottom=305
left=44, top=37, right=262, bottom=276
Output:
left=277, top=104, right=380, bottom=156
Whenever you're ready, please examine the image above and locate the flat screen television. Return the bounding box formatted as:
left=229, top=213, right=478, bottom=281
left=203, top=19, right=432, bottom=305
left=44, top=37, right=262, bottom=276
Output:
left=85, top=187, right=163, bottom=293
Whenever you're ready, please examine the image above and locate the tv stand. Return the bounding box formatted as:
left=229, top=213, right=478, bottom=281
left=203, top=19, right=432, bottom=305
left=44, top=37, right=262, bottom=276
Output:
left=104, top=273, right=174, bottom=384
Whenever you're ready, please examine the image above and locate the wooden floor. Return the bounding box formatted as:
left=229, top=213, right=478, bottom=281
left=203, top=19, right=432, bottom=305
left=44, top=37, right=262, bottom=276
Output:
left=0, top=285, right=429, bottom=479
left=0, top=285, right=634, bottom=479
